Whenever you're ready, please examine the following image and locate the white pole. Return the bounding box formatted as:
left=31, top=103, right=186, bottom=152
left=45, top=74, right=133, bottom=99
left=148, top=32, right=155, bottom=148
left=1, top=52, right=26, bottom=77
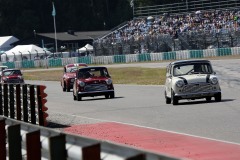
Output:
left=53, top=16, right=58, bottom=54
left=52, top=2, right=58, bottom=56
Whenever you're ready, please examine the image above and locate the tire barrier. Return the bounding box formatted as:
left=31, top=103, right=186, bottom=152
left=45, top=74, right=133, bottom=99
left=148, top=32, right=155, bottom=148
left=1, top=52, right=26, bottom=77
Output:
left=138, top=53, right=151, bottom=62
left=48, top=58, right=62, bottom=67
left=231, top=47, right=240, bottom=55
left=217, top=48, right=232, bottom=56
left=22, top=60, right=34, bottom=68
left=2, top=62, right=15, bottom=69
left=113, top=55, right=126, bottom=63
left=0, top=117, right=181, bottom=160
left=78, top=56, right=92, bottom=64
left=0, top=83, right=48, bottom=126
left=1, top=47, right=240, bottom=68
left=190, top=50, right=204, bottom=58
left=163, top=51, right=176, bottom=60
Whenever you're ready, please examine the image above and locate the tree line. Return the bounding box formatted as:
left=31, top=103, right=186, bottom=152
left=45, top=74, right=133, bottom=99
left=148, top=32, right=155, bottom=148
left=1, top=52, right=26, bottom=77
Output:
left=0, top=0, right=218, bottom=40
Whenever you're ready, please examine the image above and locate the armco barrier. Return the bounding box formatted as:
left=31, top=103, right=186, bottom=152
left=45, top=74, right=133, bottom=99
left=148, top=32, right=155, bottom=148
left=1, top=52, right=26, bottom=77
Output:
left=0, top=83, right=48, bottom=126
left=0, top=116, right=181, bottom=160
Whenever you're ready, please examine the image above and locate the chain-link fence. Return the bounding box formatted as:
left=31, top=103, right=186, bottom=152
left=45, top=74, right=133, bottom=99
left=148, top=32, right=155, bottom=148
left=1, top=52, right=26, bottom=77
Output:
left=93, top=29, right=240, bottom=56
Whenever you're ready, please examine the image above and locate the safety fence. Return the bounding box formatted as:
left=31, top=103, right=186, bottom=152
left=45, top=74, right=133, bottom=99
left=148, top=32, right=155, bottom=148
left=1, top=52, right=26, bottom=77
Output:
left=0, top=47, right=240, bottom=68
left=0, top=116, right=181, bottom=160
left=0, top=83, right=48, bottom=126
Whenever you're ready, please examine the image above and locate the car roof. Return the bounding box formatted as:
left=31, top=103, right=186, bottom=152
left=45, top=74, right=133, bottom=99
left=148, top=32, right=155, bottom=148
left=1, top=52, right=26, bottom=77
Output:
left=0, top=66, right=8, bottom=68
left=2, top=69, right=21, bottom=72
left=78, top=66, right=107, bottom=71
left=65, top=63, right=87, bottom=68
left=169, top=59, right=211, bottom=65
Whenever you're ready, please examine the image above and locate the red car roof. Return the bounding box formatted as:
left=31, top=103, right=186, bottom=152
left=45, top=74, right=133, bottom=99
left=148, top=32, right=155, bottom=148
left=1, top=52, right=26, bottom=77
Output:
left=66, top=63, right=88, bottom=68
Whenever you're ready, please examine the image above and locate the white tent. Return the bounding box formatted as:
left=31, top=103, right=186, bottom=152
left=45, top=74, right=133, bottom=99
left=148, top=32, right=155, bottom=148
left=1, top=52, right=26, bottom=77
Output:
left=77, top=44, right=93, bottom=53
left=0, top=36, right=19, bottom=52
left=1, top=44, right=51, bottom=62
left=84, top=44, right=93, bottom=50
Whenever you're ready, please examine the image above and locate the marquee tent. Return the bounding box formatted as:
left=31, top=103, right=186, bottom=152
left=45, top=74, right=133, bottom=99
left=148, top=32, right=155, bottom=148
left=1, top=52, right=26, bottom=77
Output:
left=1, top=44, right=51, bottom=62
left=77, top=44, right=93, bottom=53
left=0, top=36, right=19, bottom=53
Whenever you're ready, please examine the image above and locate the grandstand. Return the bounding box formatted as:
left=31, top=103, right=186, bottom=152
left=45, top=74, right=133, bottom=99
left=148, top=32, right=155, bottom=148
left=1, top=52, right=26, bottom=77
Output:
left=93, top=0, right=240, bottom=56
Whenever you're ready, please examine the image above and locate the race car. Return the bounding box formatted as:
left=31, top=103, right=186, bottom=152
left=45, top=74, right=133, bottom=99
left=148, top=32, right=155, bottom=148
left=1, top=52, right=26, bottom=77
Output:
left=73, top=66, right=115, bottom=101
left=1, top=69, right=25, bottom=84
left=164, top=59, right=221, bottom=105
left=61, top=63, right=88, bottom=92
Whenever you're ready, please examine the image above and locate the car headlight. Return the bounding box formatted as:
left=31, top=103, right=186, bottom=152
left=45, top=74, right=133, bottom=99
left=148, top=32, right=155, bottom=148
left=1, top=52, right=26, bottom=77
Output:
left=18, top=75, right=23, bottom=79
left=106, top=79, right=112, bottom=85
left=70, top=78, right=75, bottom=82
left=210, top=77, right=218, bottom=85
left=176, top=80, right=184, bottom=88
left=2, top=77, right=8, bottom=81
left=78, top=81, right=85, bottom=87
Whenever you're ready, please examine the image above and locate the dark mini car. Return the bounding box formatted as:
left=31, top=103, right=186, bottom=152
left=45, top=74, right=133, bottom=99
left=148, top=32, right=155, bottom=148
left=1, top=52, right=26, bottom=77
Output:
left=1, top=69, right=24, bottom=84
left=61, top=63, right=88, bottom=92
left=73, top=66, right=115, bottom=101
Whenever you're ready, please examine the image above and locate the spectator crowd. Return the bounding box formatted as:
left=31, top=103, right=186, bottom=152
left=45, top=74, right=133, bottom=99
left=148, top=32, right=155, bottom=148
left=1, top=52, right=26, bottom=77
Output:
left=99, top=9, right=240, bottom=44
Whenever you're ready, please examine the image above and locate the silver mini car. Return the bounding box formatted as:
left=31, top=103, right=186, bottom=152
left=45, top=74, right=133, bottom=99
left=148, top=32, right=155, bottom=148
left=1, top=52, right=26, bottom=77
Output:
left=164, top=59, right=221, bottom=105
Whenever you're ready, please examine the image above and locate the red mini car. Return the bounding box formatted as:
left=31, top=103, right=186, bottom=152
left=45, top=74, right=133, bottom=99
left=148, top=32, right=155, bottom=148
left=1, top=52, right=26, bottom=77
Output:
left=61, top=63, right=88, bottom=92
left=1, top=69, right=24, bottom=84
left=73, top=66, right=115, bottom=101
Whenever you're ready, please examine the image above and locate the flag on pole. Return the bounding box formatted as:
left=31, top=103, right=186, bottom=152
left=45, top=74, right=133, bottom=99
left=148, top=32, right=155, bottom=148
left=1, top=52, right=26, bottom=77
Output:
left=130, top=0, right=134, bottom=8
left=52, top=2, right=56, bottom=16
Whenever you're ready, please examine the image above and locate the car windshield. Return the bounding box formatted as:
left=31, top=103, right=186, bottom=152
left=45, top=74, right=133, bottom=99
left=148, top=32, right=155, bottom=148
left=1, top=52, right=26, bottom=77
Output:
left=3, top=70, right=22, bottom=76
left=66, top=67, right=78, bottom=73
left=173, top=63, right=213, bottom=76
left=77, top=68, right=110, bottom=78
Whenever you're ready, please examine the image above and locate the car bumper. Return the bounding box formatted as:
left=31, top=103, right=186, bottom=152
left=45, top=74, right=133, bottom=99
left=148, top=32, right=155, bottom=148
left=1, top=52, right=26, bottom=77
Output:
left=175, top=91, right=221, bottom=99
left=77, top=90, right=114, bottom=97
left=3, top=80, right=24, bottom=84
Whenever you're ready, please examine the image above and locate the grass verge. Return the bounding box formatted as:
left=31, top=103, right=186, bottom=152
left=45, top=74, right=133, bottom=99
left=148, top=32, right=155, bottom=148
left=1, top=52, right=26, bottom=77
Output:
left=23, top=67, right=166, bottom=85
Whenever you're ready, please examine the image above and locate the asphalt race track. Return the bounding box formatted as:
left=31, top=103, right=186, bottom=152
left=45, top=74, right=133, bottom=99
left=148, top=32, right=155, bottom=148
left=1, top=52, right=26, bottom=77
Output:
left=26, top=58, right=240, bottom=159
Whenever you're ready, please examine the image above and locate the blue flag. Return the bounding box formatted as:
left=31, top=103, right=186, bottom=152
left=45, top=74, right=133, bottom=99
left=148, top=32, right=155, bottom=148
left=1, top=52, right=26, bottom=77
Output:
left=52, top=3, right=56, bottom=16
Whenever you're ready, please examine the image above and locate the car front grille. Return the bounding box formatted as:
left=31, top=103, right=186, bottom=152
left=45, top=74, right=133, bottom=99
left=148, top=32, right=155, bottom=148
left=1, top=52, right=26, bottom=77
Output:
left=84, top=84, right=108, bottom=92
left=6, top=79, right=24, bottom=83
left=182, top=83, right=213, bottom=93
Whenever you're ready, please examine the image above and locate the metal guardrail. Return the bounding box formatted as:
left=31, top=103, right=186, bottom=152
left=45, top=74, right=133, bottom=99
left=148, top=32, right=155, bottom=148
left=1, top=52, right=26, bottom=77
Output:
left=0, top=116, right=182, bottom=160
left=0, top=83, right=48, bottom=126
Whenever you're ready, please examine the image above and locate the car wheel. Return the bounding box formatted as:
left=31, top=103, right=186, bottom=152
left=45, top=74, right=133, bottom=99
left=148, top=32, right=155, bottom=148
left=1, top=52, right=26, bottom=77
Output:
left=165, top=91, right=171, bottom=104
left=171, top=90, right=178, bottom=105
left=110, top=92, right=115, bottom=98
left=105, top=94, right=110, bottom=99
left=62, top=83, right=66, bottom=92
left=73, top=92, right=76, bottom=100
left=206, top=97, right=211, bottom=102
left=76, top=94, right=82, bottom=101
left=214, top=93, right=221, bottom=102
left=66, top=86, right=70, bottom=92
